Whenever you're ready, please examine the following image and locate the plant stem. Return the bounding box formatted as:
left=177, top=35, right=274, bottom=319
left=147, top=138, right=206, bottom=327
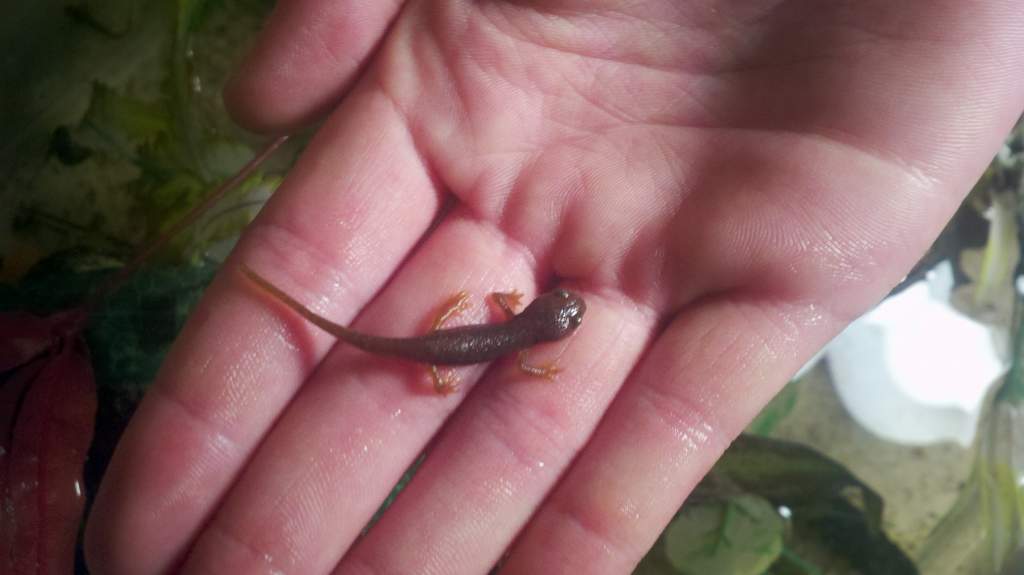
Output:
left=85, top=134, right=289, bottom=312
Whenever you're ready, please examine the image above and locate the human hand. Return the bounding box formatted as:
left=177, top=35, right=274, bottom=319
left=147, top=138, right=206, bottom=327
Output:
left=86, top=1, right=1024, bottom=573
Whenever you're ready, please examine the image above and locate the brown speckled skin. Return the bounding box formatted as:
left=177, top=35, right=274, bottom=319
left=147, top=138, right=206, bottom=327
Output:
left=343, top=289, right=586, bottom=365
left=244, top=267, right=585, bottom=366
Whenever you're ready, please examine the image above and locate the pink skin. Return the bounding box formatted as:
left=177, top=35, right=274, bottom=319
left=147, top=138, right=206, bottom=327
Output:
left=86, top=1, right=1024, bottom=574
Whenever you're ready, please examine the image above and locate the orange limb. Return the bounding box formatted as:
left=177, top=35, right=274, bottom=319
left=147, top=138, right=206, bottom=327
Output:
left=493, top=291, right=560, bottom=380
left=428, top=291, right=471, bottom=395
left=430, top=365, right=459, bottom=396
left=430, top=291, right=470, bottom=331
left=490, top=290, right=524, bottom=319
left=516, top=350, right=560, bottom=380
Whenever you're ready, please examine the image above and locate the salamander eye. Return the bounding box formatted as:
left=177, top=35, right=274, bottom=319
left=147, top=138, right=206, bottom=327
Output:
left=555, top=289, right=570, bottom=298
left=570, top=315, right=583, bottom=327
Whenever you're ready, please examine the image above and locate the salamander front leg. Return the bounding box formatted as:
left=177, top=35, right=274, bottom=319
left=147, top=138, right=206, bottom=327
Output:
left=490, top=290, right=524, bottom=320
left=516, top=351, right=560, bottom=380
left=494, top=291, right=560, bottom=380
left=428, top=291, right=471, bottom=395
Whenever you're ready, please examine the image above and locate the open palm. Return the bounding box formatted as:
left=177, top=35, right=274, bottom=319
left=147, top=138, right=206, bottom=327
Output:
left=87, top=1, right=1024, bottom=573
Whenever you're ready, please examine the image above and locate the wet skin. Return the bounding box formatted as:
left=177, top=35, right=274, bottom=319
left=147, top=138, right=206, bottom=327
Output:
left=242, top=266, right=585, bottom=393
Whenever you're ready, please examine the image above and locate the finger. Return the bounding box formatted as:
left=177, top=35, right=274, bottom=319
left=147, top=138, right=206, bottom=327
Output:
left=334, top=291, right=655, bottom=574
left=498, top=296, right=846, bottom=574
left=85, top=87, right=439, bottom=575
left=177, top=212, right=540, bottom=574
left=224, top=0, right=404, bottom=133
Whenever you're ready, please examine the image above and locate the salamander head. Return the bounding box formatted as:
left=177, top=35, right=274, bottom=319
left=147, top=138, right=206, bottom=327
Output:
left=521, top=289, right=586, bottom=341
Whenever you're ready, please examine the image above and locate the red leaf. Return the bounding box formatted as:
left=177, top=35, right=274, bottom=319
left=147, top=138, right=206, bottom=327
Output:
left=0, top=310, right=85, bottom=374
left=0, top=313, right=55, bottom=374
left=0, top=335, right=97, bottom=574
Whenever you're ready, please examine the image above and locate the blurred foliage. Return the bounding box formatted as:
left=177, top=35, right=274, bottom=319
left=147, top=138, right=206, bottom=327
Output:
left=635, top=435, right=918, bottom=575
left=0, top=0, right=280, bottom=404
left=0, top=2, right=282, bottom=572
left=0, top=249, right=216, bottom=575
left=747, top=379, right=801, bottom=436
left=1, top=0, right=283, bottom=281
left=916, top=121, right=1024, bottom=572
left=0, top=249, right=216, bottom=475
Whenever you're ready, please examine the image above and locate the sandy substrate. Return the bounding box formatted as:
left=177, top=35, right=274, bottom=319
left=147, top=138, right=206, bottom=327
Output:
left=771, top=363, right=975, bottom=558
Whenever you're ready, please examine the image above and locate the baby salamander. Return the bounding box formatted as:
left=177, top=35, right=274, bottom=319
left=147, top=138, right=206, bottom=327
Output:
left=241, top=266, right=586, bottom=394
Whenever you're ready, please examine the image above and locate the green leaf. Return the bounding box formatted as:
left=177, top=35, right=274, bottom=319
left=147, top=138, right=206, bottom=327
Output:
left=916, top=399, right=1024, bottom=574
left=365, top=453, right=426, bottom=536
left=204, top=139, right=256, bottom=180
left=710, top=436, right=917, bottom=575
left=86, top=260, right=215, bottom=403
left=0, top=249, right=216, bottom=542
left=747, top=379, right=800, bottom=436
left=999, top=275, right=1024, bottom=404
left=48, top=126, right=93, bottom=166
left=663, top=494, right=783, bottom=575
left=636, top=435, right=918, bottom=575
left=0, top=250, right=215, bottom=405
left=64, top=0, right=136, bottom=38
left=0, top=0, right=173, bottom=175
left=0, top=249, right=121, bottom=314
left=139, top=174, right=206, bottom=234
left=192, top=173, right=277, bottom=257
left=177, top=0, right=224, bottom=39
left=81, top=82, right=170, bottom=152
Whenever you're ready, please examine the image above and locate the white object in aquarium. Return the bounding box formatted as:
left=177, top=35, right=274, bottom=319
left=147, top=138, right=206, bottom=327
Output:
left=825, top=262, right=1009, bottom=447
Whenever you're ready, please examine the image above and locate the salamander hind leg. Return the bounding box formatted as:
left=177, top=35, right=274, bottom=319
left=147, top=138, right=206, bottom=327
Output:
left=431, top=291, right=471, bottom=331
left=431, top=364, right=459, bottom=395
left=517, top=351, right=560, bottom=380
left=427, top=292, right=471, bottom=395
left=490, top=290, right=524, bottom=319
